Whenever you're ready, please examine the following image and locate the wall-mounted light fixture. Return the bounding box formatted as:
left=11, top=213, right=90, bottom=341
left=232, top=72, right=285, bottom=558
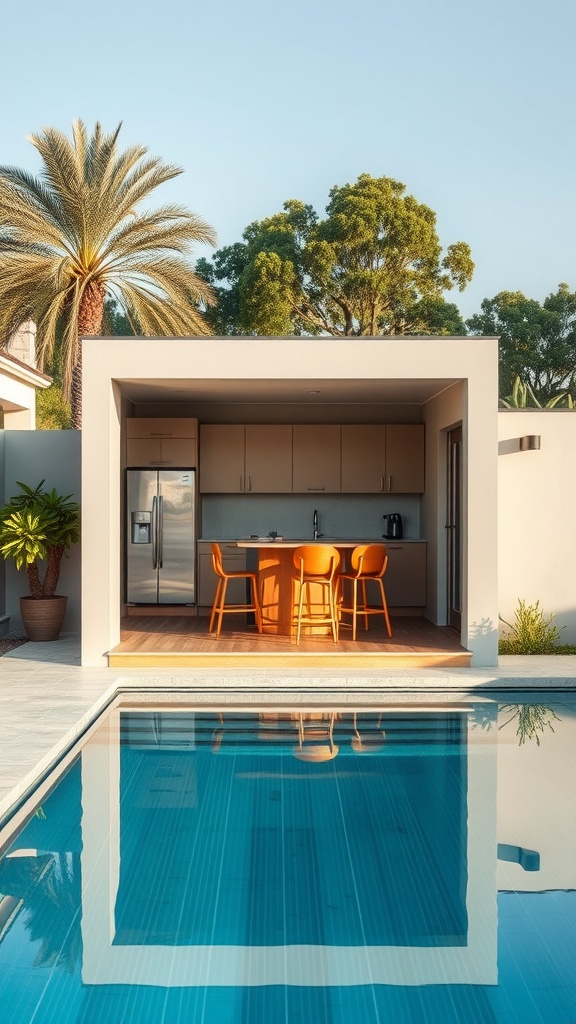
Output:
left=519, top=435, right=541, bottom=451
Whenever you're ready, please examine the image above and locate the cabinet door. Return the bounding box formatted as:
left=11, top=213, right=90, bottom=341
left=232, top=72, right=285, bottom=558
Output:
left=341, top=425, right=386, bottom=493
left=385, top=425, right=425, bottom=493
left=159, top=438, right=197, bottom=467
left=126, top=437, right=197, bottom=467
left=197, top=545, right=248, bottom=609
left=245, top=425, right=292, bottom=492
left=126, top=418, right=197, bottom=438
left=384, top=543, right=427, bottom=606
left=199, top=424, right=245, bottom=492
left=292, top=425, right=341, bottom=493
left=126, top=438, right=162, bottom=467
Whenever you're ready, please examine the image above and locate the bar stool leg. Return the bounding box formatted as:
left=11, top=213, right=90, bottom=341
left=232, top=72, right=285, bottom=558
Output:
left=296, top=579, right=306, bottom=645
left=329, top=581, right=339, bottom=643
left=209, top=578, right=223, bottom=634
left=251, top=576, right=263, bottom=633
left=378, top=578, right=392, bottom=637
left=216, top=577, right=228, bottom=637
left=360, top=579, right=369, bottom=632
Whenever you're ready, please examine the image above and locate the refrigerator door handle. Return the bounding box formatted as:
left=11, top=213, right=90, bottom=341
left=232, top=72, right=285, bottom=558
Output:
left=158, top=495, right=164, bottom=568
left=151, top=495, right=159, bottom=569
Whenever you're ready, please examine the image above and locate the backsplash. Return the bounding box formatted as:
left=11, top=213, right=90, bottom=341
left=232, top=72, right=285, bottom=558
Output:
left=201, top=494, right=421, bottom=540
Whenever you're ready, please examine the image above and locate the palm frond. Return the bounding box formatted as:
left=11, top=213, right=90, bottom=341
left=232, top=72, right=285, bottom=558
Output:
left=1, top=119, right=216, bottom=418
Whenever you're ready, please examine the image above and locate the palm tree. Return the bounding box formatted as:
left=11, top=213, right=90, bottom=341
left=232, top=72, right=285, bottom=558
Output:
left=0, top=120, right=216, bottom=427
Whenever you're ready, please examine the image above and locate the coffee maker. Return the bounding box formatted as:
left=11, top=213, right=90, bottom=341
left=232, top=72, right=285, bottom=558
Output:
left=382, top=513, right=403, bottom=539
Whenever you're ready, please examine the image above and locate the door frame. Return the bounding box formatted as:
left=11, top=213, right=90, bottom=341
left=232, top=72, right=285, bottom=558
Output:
left=446, top=425, right=463, bottom=631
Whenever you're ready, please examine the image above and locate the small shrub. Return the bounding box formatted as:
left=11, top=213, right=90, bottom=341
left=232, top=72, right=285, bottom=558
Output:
left=499, top=599, right=562, bottom=655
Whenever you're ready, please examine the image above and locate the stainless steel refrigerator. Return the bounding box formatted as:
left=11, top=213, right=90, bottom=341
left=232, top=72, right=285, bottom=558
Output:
left=126, top=469, right=196, bottom=604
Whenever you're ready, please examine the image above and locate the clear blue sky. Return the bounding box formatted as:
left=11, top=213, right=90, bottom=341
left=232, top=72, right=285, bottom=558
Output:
left=3, top=0, right=575, bottom=319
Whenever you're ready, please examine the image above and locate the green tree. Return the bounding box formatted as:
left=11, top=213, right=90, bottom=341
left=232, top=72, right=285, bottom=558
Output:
left=0, top=120, right=216, bottom=428
left=467, top=284, right=576, bottom=404
left=197, top=174, right=474, bottom=337
left=36, top=381, right=72, bottom=429
left=103, top=296, right=137, bottom=336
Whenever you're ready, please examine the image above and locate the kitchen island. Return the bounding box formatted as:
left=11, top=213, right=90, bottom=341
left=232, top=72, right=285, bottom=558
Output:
left=236, top=540, right=370, bottom=637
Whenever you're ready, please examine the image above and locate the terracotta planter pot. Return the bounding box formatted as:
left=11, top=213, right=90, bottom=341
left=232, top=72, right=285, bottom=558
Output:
left=20, top=595, right=68, bottom=642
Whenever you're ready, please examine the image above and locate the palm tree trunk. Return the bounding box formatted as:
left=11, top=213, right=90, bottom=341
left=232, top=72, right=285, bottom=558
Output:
left=72, top=282, right=106, bottom=429
left=27, top=562, right=44, bottom=599
left=43, top=546, right=63, bottom=597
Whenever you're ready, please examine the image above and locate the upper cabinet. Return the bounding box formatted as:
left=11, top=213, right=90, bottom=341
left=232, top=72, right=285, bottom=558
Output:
left=199, top=421, right=424, bottom=494
left=199, top=424, right=245, bottom=492
left=126, top=418, right=198, bottom=468
left=199, top=424, right=292, bottom=493
left=341, top=425, right=385, bottom=493
left=245, top=425, right=292, bottom=492
left=292, top=425, right=342, bottom=494
left=341, top=424, right=424, bottom=493
left=385, top=424, right=425, bottom=493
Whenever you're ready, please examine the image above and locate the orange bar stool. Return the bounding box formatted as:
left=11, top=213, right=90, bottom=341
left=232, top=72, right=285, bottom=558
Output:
left=209, top=543, right=263, bottom=637
left=292, top=545, right=341, bottom=645
left=338, top=543, right=392, bottom=641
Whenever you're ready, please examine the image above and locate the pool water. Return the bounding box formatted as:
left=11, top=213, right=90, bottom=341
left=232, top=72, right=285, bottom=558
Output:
left=0, top=694, right=575, bottom=1023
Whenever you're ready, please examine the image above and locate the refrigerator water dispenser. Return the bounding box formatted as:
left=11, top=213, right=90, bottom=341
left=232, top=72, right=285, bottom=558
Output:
left=131, top=511, right=152, bottom=544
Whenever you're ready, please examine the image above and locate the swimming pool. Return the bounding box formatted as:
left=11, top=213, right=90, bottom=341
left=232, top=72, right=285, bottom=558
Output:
left=0, top=693, right=574, bottom=1023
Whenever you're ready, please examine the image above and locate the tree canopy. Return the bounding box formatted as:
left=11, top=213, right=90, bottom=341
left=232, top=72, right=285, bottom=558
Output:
left=0, top=120, right=216, bottom=427
left=197, top=174, right=473, bottom=337
left=467, top=283, right=576, bottom=404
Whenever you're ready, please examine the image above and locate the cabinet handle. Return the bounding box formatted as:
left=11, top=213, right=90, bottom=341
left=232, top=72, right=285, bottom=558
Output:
left=381, top=475, right=384, bottom=492
left=150, top=460, right=173, bottom=465
left=240, top=476, right=244, bottom=492
left=150, top=431, right=173, bottom=436
left=387, top=476, right=392, bottom=492
left=307, top=487, right=325, bottom=491
left=248, top=476, right=252, bottom=491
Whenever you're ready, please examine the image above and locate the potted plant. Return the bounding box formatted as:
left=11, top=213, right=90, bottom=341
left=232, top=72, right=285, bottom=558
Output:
left=0, top=480, right=80, bottom=641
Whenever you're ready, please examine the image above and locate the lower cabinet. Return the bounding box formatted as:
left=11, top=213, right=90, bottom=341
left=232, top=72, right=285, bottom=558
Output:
left=197, top=542, right=248, bottom=611
left=384, top=542, right=427, bottom=608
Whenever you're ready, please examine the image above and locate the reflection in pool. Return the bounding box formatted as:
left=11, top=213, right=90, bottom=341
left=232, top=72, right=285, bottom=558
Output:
left=0, top=695, right=575, bottom=1023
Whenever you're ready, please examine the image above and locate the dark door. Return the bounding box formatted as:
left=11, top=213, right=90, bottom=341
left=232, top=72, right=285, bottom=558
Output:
left=447, top=426, right=462, bottom=631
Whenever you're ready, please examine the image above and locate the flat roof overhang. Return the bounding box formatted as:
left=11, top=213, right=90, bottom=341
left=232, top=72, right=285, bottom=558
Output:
left=117, top=375, right=458, bottom=406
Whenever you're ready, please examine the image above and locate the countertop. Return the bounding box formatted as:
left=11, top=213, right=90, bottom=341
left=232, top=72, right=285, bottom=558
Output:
left=200, top=537, right=426, bottom=546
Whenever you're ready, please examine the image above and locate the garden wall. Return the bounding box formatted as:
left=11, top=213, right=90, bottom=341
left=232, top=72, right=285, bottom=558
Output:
left=498, top=410, right=576, bottom=644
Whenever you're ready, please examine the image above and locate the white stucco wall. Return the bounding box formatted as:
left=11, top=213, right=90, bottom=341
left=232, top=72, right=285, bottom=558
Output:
left=0, top=371, right=37, bottom=429
left=498, top=410, right=576, bottom=643
left=81, top=335, right=499, bottom=667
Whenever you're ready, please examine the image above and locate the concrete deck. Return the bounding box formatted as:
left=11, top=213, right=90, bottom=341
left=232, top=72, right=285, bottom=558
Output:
left=1, top=634, right=575, bottom=826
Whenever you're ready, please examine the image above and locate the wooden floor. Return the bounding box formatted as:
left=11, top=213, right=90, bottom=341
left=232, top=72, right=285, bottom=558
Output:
left=109, top=614, right=471, bottom=669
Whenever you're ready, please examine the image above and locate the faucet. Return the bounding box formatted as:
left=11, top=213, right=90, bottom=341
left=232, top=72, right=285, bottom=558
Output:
left=313, top=509, right=322, bottom=540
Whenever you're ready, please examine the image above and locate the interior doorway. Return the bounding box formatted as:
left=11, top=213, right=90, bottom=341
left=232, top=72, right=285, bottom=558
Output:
left=447, top=425, right=462, bottom=631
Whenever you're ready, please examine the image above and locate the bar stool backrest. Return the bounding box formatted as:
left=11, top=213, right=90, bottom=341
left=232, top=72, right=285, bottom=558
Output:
left=293, top=545, right=340, bottom=580
left=350, top=543, right=388, bottom=578
left=211, top=543, right=226, bottom=577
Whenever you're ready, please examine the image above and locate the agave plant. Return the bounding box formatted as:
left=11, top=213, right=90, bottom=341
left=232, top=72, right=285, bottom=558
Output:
left=0, top=480, right=80, bottom=598
left=500, top=376, right=575, bottom=409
